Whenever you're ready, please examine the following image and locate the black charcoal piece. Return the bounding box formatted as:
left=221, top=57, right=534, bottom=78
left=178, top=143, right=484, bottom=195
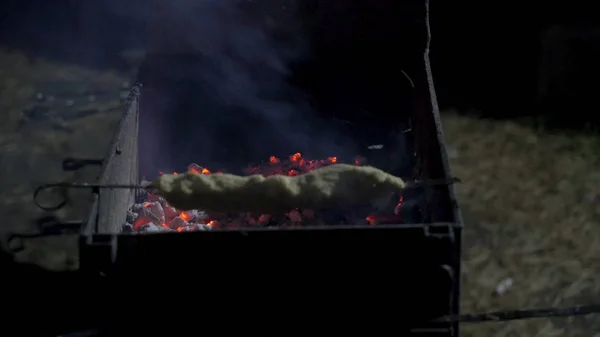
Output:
left=122, top=223, right=134, bottom=233
left=126, top=210, right=138, bottom=223
left=168, top=216, right=189, bottom=230
left=195, top=224, right=212, bottom=231
left=196, top=211, right=209, bottom=221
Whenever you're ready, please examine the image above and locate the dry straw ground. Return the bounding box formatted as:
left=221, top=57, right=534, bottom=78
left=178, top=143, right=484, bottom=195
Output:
left=444, top=113, right=600, bottom=336
left=0, top=48, right=598, bottom=336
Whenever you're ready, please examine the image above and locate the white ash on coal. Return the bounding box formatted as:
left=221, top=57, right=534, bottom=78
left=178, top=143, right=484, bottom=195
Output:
left=137, top=222, right=173, bottom=233
left=123, top=198, right=213, bottom=233
left=168, top=216, right=189, bottom=230
left=123, top=152, right=414, bottom=233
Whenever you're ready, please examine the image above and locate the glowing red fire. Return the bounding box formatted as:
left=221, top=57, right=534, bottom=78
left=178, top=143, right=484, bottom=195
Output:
left=129, top=152, right=404, bottom=232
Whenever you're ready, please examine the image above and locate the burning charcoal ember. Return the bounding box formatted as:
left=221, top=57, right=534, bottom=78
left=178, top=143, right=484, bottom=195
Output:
left=168, top=216, right=189, bottom=230
left=194, top=224, right=212, bottom=231
left=393, top=203, right=402, bottom=215
left=366, top=215, right=379, bottom=226
left=187, top=163, right=211, bottom=175
left=205, top=220, right=218, bottom=229
left=175, top=225, right=194, bottom=232
left=133, top=215, right=153, bottom=230
left=287, top=209, right=302, bottom=223
left=258, top=214, right=271, bottom=225
left=141, top=201, right=165, bottom=224
left=188, top=163, right=202, bottom=173
left=245, top=213, right=267, bottom=226
left=174, top=224, right=212, bottom=232
left=162, top=204, right=179, bottom=222
left=179, top=209, right=198, bottom=222
left=139, top=222, right=172, bottom=233
left=126, top=210, right=138, bottom=223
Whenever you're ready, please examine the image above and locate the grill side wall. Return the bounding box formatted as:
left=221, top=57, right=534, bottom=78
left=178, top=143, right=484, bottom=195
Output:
left=84, top=85, right=140, bottom=235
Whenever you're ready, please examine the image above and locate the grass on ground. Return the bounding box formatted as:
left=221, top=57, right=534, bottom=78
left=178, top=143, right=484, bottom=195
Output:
left=443, top=112, right=600, bottom=336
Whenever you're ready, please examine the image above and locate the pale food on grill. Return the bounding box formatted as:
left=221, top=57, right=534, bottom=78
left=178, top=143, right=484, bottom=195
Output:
left=149, top=164, right=406, bottom=213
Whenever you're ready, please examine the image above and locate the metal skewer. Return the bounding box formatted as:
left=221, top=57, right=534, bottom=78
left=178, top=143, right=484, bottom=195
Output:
left=33, top=177, right=461, bottom=212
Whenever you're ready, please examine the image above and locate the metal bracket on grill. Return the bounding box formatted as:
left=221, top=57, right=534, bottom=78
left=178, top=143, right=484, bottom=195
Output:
left=423, top=222, right=457, bottom=240
left=34, top=215, right=84, bottom=234
left=33, top=182, right=147, bottom=212
left=33, top=182, right=70, bottom=212
left=6, top=215, right=84, bottom=253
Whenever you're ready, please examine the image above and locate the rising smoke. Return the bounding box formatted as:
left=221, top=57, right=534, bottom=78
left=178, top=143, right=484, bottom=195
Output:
left=135, top=0, right=358, bottom=176
left=0, top=0, right=405, bottom=177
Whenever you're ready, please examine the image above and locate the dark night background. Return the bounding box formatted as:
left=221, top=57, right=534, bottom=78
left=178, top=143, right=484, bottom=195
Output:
left=0, top=1, right=598, bottom=336
left=1, top=0, right=598, bottom=128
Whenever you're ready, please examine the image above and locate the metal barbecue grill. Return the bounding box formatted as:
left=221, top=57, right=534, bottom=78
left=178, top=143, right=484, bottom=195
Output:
left=13, top=0, right=467, bottom=336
